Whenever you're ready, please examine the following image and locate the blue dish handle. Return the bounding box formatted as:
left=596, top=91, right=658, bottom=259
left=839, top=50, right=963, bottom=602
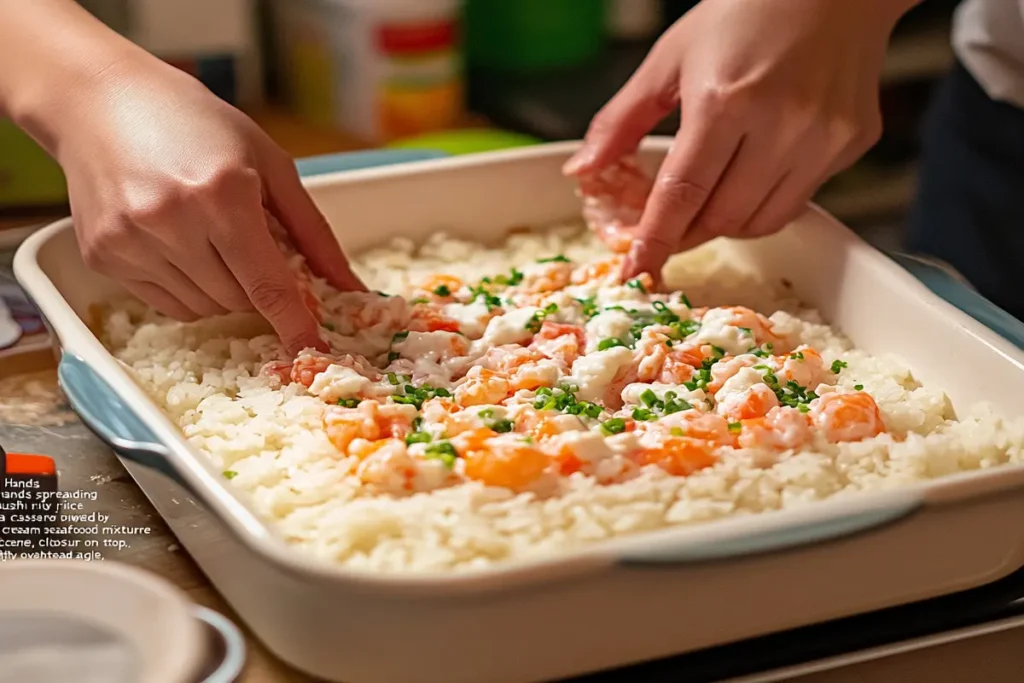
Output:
left=59, top=353, right=195, bottom=492
left=60, top=149, right=444, bottom=489
left=887, top=252, right=1024, bottom=350
left=295, top=149, right=448, bottom=177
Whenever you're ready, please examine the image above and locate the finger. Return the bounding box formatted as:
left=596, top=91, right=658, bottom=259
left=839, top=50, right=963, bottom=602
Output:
left=623, top=119, right=742, bottom=280
left=122, top=279, right=198, bottom=322
left=742, top=163, right=832, bottom=239
left=262, top=154, right=368, bottom=292
left=121, top=253, right=229, bottom=318
left=164, top=240, right=253, bottom=313
left=211, top=207, right=327, bottom=355
left=565, top=42, right=679, bottom=176
left=684, top=134, right=789, bottom=241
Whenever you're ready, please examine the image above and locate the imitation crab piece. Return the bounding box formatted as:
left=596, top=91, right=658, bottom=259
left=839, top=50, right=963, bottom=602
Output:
left=571, top=155, right=653, bottom=254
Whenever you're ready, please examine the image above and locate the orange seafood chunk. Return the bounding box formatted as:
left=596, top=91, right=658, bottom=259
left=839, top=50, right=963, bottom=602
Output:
left=812, top=391, right=886, bottom=443
left=463, top=440, right=550, bottom=490
left=633, top=437, right=717, bottom=477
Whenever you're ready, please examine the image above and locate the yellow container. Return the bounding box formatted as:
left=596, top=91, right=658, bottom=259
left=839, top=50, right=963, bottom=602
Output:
left=273, top=0, right=464, bottom=143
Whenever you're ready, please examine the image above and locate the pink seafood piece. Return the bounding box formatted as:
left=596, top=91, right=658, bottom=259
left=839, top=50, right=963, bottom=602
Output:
left=572, top=155, right=653, bottom=254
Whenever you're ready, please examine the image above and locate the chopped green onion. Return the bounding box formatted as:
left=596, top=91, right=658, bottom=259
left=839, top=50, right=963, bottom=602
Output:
left=679, top=292, right=692, bottom=308
left=477, top=408, right=494, bottom=419
left=538, top=254, right=570, bottom=263
left=600, top=418, right=627, bottom=435
left=575, top=296, right=599, bottom=319
left=424, top=441, right=458, bottom=468
left=727, top=422, right=742, bottom=434
left=632, top=407, right=657, bottom=421
left=597, top=338, right=627, bottom=351
left=410, top=297, right=429, bottom=305
left=626, top=278, right=648, bottom=294
left=525, top=302, right=559, bottom=332
left=490, top=419, right=514, bottom=433
left=405, top=432, right=432, bottom=445
left=798, top=403, right=810, bottom=413
left=337, top=398, right=360, bottom=408
left=392, top=331, right=409, bottom=342
left=640, top=389, right=659, bottom=408
left=790, top=351, right=805, bottom=361
left=223, top=470, right=238, bottom=479
left=433, top=284, right=452, bottom=297
left=387, top=352, right=400, bottom=363
left=854, top=384, right=864, bottom=391
left=831, top=360, right=848, bottom=374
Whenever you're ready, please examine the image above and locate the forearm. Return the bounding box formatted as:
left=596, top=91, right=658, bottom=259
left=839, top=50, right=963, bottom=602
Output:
left=0, top=0, right=147, bottom=154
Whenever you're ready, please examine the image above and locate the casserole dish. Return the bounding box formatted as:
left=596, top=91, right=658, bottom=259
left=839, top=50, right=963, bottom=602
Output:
left=13, top=139, right=1024, bottom=683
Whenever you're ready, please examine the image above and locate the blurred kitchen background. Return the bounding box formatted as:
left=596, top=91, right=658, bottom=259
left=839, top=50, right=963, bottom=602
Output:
left=0, top=0, right=961, bottom=253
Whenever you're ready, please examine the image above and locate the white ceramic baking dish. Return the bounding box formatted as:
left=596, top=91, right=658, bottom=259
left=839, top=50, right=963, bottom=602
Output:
left=14, top=139, right=1024, bottom=683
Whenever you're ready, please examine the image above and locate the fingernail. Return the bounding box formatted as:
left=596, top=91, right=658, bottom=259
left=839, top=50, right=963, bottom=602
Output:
left=563, top=148, right=594, bottom=176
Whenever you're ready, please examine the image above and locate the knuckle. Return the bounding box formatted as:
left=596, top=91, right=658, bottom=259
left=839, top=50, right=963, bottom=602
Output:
left=694, top=82, right=747, bottom=119
left=199, top=164, right=261, bottom=195
left=655, top=172, right=712, bottom=209
left=246, top=276, right=297, bottom=319
left=698, top=207, right=747, bottom=236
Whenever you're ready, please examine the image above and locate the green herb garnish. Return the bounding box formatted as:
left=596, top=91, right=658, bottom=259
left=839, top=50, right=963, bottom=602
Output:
left=727, top=422, right=742, bottom=434
left=490, top=419, right=515, bottom=433
left=223, top=470, right=238, bottom=479
left=626, top=278, right=648, bottom=294
left=575, top=296, right=599, bottom=319
left=424, top=441, right=458, bottom=468
left=392, top=331, right=409, bottom=342
left=433, top=284, right=452, bottom=297
left=631, top=407, right=657, bottom=421
left=538, top=254, right=570, bottom=263
left=337, top=398, right=360, bottom=408
left=679, top=293, right=692, bottom=308
left=854, top=384, right=864, bottom=391
left=600, top=418, right=627, bottom=435
left=831, top=360, right=848, bottom=374
left=597, top=338, right=628, bottom=351
left=525, top=302, right=559, bottom=333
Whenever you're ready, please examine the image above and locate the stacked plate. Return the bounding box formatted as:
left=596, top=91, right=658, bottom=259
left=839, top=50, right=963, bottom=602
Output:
left=0, top=561, right=245, bottom=683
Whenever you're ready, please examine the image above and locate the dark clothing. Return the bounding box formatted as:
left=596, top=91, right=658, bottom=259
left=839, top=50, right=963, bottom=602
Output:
left=906, top=60, right=1024, bottom=321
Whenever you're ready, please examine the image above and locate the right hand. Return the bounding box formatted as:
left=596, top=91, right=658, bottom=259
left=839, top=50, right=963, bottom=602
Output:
left=565, top=0, right=914, bottom=281
left=55, top=54, right=365, bottom=354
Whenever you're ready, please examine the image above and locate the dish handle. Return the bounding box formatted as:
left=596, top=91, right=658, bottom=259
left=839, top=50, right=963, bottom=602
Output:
left=295, top=149, right=449, bottom=177
left=889, top=252, right=1024, bottom=349
left=617, top=491, right=920, bottom=565
left=58, top=354, right=196, bottom=493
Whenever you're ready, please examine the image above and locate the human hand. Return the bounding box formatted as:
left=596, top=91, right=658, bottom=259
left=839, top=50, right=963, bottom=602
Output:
left=565, top=0, right=917, bottom=281
left=52, top=55, right=365, bottom=354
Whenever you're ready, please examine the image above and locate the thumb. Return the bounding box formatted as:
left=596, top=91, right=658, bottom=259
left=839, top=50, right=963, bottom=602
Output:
left=264, top=155, right=368, bottom=293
